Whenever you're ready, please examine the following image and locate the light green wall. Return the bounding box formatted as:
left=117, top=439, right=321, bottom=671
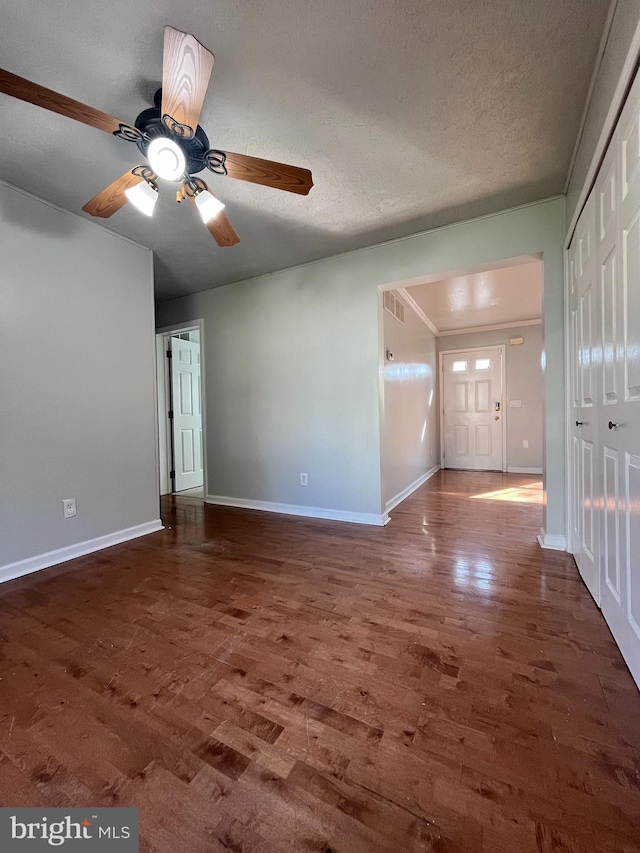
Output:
left=158, top=259, right=382, bottom=516
left=157, top=196, right=566, bottom=535
left=0, top=182, right=159, bottom=571
left=382, top=292, right=439, bottom=508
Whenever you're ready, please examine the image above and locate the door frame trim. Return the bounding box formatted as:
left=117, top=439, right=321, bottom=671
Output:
left=155, top=319, right=208, bottom=499
left=438, top=344, right=507, bottom=471
left=564, top=242, right=575, bottom=557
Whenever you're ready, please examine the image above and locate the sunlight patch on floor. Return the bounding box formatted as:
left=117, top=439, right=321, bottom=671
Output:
left=470, top=481, right=543, bottom=504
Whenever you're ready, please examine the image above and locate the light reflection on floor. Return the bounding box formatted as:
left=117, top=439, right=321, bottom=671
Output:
left=453, top=557, right=496, bottom=590
left=470, top=481, right=543, bottom=504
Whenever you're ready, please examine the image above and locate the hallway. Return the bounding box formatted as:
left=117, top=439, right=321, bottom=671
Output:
left=0, top=472, right=638, bottom=851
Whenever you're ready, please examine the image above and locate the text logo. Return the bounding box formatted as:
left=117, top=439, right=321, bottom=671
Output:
left=0, top=808, right=138, bottom=851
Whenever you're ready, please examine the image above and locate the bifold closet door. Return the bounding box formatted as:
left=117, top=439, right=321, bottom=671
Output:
left=569, top=193, right=599, bottom=603
left=595, top=69, right=640, bottom=688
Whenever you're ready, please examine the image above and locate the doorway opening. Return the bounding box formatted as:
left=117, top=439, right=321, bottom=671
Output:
left=156, top=320, right=207, bottom=501
left=379, top=254, right=544, bottom=517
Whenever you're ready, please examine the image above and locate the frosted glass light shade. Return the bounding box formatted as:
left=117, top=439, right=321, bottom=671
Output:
left=195, top=190, right=225, bottom=223
left=147, top=137, right=186, bottom=181
left=125, top=181, right=158, bottom=217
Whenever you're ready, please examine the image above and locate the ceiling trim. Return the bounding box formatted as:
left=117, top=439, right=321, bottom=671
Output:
left=438, top=318, right=542, bottom=337
left=159, top=198, right=558, bottom=305
left=397, top=287, right=439, bottom=335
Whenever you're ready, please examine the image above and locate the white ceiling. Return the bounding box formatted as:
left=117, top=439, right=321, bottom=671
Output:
left=0, top=0, right=610, bottom=300
left=404, top=257, right=542, bottom=333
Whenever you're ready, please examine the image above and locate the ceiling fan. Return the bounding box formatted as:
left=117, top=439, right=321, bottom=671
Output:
left=0, top=27, right=313, bottom=247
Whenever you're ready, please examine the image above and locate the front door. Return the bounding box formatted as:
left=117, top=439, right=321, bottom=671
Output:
left=170, top=336, right=203, bottom=492
left=441, top=347, right=504, bottom=471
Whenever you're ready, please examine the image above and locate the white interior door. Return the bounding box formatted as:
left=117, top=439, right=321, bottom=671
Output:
left=170, top=337, right=203, bottom=492
left=569, top=192, right=600, bottom=602
left=596, top=71, right=640, bottom=687
left=441, top=347, right=504, bottom=471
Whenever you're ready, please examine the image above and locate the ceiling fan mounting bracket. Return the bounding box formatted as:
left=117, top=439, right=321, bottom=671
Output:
left=183, top=176, right=207, bottom=197
left=204, top=149, right=228, bottom=176
left=113, top=123, right=146, bottom=144
left=131, top=164, right=158, bottom=189
left=161, top=114, right=194, bottom=140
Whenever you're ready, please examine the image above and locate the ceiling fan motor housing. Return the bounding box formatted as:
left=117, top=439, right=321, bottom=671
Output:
left=134, top=93, right=210, bottom=176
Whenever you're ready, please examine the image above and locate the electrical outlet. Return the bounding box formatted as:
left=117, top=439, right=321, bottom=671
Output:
left=522, top=440, right=529, bottom=449
left=300, top=473, right=308, bottom=486
left=63, top=498, right=77, bottom=519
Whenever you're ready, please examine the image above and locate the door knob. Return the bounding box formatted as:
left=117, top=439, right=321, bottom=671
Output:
left=608, top=421, right=620, bottom=430
left=575, top=421, right=583, bottom=427
left=494, top=416, right=500, bottom=421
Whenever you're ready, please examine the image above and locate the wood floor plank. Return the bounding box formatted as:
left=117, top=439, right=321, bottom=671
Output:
left=0, top=471, right=639, bottom=851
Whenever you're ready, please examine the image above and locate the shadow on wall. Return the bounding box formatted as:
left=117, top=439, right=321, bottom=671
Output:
left=0, top=189, right=78, bottom=239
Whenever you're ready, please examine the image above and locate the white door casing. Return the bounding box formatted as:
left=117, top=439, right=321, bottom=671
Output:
left=170, top=336, right=204, bottom=492
left=440, top=347, right=505, bottom=471
left=569, top=192, right=600, bottom=603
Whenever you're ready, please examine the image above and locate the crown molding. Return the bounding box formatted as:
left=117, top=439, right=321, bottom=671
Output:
left=437, top=318, right=542, bottom=337
left=397, top=288, right=439, bottom=335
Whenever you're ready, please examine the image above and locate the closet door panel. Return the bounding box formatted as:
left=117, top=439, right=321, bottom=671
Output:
left=597, top=69, right=640, bottom=688
left=570, top=193, right=598, bottom=600
left=626, top=453, right=640, bottom=645
left=603, top=446, right=621, bottom=603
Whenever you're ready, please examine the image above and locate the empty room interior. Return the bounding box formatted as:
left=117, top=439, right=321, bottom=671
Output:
left=2, top=1, right=640, bottom=851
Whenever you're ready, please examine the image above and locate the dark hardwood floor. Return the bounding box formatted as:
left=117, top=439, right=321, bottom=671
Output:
left=1, top=471, right=639, bottom=852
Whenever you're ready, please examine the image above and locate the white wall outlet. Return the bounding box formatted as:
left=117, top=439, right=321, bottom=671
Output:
left=522, top=440, right=529, bottom=448
left=300, top=473, right=308, bottom=486
left=63, top=498, right=77, bottom=519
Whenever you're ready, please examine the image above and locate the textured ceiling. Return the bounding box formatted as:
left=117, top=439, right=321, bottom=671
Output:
left=1, top=0, right=610, bottom=300
left=405, top=258, right=542, bottom=333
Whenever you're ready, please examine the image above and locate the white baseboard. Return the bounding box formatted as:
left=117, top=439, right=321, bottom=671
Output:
left=206, top=495, right=388, bottom=527
left=385, top=465, right=440, bottom=513
left=0, top=520, right=164, bottom=586
left=537, top=529, right=567, bottom=551
left=507, top=466, right=543, bottom=474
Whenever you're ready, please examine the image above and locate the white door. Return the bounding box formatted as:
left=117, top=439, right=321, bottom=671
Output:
left=441, top=348, right=504, bottom=471
left=596, top=71, right=640, bottom=687
left=170, top=337, right=203, bottom=492
left=569, top=192, right=600, bottom=602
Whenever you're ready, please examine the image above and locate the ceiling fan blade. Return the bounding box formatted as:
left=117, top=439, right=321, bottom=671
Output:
left=161, top=27, right=214, bottom=133
left=188, top=195, right=239, bottom=247
left=220, top=152, right=313, bottom=195
left=82, top=170, right=144, bottom=218
left=0, top=69, right=126, bottom=134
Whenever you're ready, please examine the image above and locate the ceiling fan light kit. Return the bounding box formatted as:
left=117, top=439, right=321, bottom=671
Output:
left=0, top=26, right=314, bottom=248
left=125, top=180, right=159, bottom=217
left=146, top=136, right=185, bottom=181
left=194, top=189, right=225, bottom=223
